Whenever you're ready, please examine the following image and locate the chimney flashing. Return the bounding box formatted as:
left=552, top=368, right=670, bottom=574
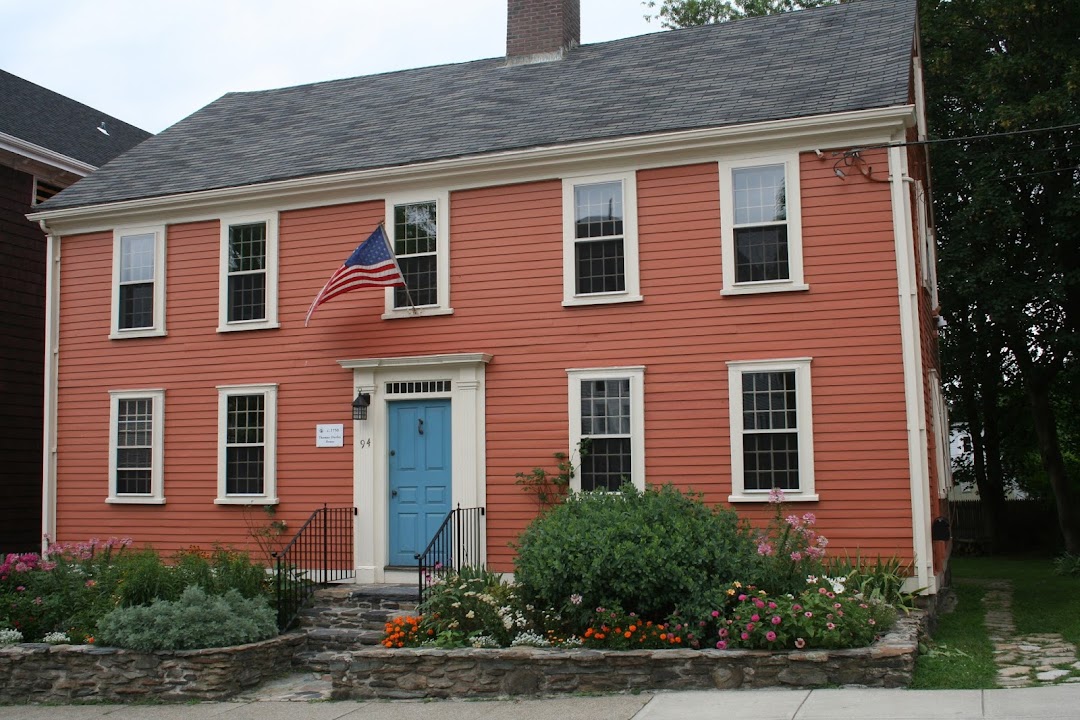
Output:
left=506, top=0, right=581, bottom=62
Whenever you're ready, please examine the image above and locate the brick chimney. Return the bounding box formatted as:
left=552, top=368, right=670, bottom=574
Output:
left=506, top=0, right=580, bottom=64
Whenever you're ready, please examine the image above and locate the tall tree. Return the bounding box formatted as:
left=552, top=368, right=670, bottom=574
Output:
left=642, top=0, right=837, bottom=28
left=922, top=0, right=1080, bottom=551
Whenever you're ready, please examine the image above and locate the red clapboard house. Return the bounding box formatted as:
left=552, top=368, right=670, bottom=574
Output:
left=0, top=70, right=149, bottom=553
left=30, top=0, right=952, bottom=594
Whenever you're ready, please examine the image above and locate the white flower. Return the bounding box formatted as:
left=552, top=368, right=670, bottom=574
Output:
left=466, top=610, right=476, bottom=619
left=0, top=629, right=23, bottom=646
left=806, top=575, right=818, bottom=585
left=42, top=631, right=70, bottom=645
left=502, top=616, right=513, bottom=629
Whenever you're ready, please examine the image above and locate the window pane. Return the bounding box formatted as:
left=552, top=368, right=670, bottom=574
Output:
left=575, top=181, right=623, bottom=239
left=743, top=432, right=799, bottom=491
left=580, top=437, right=632, bottom=492
left=227, top=395, right=265, bottom=445
left=116, top=468, right=152, bottom=495
left=228, top=223, right=266, bottom=273
left=394, top=254, right=438, bottom=308
left=742, top=371, right=797, bottom=430
left=394, top=202, right=437, bottom=256
left=581, top=379, right=631, bottom=435
left=120, top=234, right=155, bottom=283
left=576, top=238, right=626, bottom=294
left=119, top=283, right=154, bottom=329
left=116, top=397, right=153, bottom=495
left=226, top=446, right=264, bottom=495
left=733, top=165, right=786, bottom=225
left=735, top=226, right=789, bottom=283
left=228, top=273, right=266, bottom=322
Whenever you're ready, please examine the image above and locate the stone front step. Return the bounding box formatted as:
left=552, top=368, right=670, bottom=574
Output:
left=299, top=583, right=420, bottom=654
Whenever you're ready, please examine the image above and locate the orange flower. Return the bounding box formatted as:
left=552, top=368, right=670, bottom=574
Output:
left=624, top=631, right=631, bottom=639
left=660, top=633, right=667, bottom=640
left=629, top=625, right=637, bottom=632
left=585, top=628, right=594, bottom=638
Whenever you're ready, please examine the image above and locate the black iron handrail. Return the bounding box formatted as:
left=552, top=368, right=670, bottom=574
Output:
left=271, top=504, right=356, bottom=631
left=415, top=505, right=485, bottom=603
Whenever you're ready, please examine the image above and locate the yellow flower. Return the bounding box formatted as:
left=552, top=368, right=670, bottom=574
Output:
left=727, top=589, right=736, bottom=596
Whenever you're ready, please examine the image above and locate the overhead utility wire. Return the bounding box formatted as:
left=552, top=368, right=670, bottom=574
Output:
left=849, top=122, right=1080, bottom=152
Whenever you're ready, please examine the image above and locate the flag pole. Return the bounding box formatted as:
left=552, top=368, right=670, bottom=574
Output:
left=380, top=221, right=418, bottom=314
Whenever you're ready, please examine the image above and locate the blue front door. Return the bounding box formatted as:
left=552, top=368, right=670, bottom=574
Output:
left=388, top=399, right=452, bottom=566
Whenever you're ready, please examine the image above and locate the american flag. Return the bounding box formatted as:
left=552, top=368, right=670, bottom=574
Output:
left=304, top=224, right=406, bottom=326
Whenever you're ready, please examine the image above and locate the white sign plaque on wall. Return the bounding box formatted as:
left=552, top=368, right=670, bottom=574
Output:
left=316, top=424, right=344, bottom=448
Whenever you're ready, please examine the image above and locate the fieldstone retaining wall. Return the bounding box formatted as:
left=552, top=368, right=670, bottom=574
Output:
left=0, top=632, right=305, bottom=703
left=330, top=611, right=922, bottom=699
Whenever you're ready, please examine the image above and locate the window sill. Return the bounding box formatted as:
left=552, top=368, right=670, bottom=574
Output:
left=214, top=496, right=279, bottom=506
left=721, top=283, right=809, bottom=297
left=382, top=307, right=454, bottom=320
left=109, top=328, right=167, bottom=340
left=217, top=320, right=280, bottom=333
left=562, top=294, right=644, bottom=308
left=728, top=493, right=818, bottom=503
left=106, top=496, right=166, bottom=505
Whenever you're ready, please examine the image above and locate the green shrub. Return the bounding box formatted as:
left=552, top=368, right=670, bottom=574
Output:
left=824, top=554, right=920, bottom=609
left=97, top=586, right=276, bottom=651
left=513, top=484, right=758, bottom=622
left=418, top=567, right=519, bottom=646
left=117, top=546, right=269, bottom=607
left=1053, top=552, right=1080, bottom=577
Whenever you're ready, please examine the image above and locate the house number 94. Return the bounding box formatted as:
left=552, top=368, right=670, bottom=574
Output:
left=358, top=438, right=372, bottom=449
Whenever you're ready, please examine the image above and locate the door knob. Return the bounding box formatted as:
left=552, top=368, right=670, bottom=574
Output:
left=390, top=450, right=396, bottom=456
left=391, top=490, right=398, bottom=498
left=418, top=418, right=424, bottom=435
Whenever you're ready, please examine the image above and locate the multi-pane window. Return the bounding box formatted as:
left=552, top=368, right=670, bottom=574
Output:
left=567, top=367, right=645, bottom=492
left=733, top=165, right=788, bottom=283
left=574, top=181, right=626, bottom=295
left=393, top=201, right=438, bottom=309
left=727, top=359, right=816, bottom=502
left=218, top=215, right=278, bottom=332
left=562, top=173, right=641, bottom=306
left=217, top=384, right=277, bottom=503
left=741, top=370, right=799, bottom=491
left=225, top=394, right=265, bottom=494
left=719, top=155, right=805, bottom=295
left=227, top=222, right=266, bottom=322
left=108, top=389, right=164, bottom=504
left=118, top=233, right=155, bottom=330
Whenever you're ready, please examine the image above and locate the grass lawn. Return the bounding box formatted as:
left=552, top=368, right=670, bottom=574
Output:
left=910, top=555, right=1080, bottom=689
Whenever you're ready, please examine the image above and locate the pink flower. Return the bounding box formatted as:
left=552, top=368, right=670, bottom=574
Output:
left=711, top=610, right=720, bottom=618
left=786, top=514, right=800, bottom=527
left=792, top=604, right=802, bottom=612
left=804, top=611, right=813, bottom=618
left=15, top=586, right=24, bottom=592
left=766, top=631, right=777, bottom=642
left=753, top=598, right=765, bottom=609
left=827, top=623, right=836, bottom=630
left=751, top=614, right=760, bottom=622
left=719, top=628, right=728, bottom=638
left=757, top=542, right=774, bottom=557
left=768, top=487, right=785, bottom=504
left=868, top=619, right=876, bottom=626
left=717, top=640, right=728, bottom=649
left=790, top=551, right=803, bottom=561
left=85, top=579, right=96, bottom=588
left=746, top=623, right=755, bottom=631
left=827, top=592, right=835, bottom=599
left=802, top=512, right=816, bottom=524
left=32, top=597, right=42, bottom=606
left=768, top=601, right=777, bottom=610
left=738, top=594, right=748, bottom=602
left=740, top=632, right=750, bottom=641
left=771, top=616, right=782, bottom=625
left=569, top=593, right=583, bottom=606
left=795, top=637, right=806, bottom=649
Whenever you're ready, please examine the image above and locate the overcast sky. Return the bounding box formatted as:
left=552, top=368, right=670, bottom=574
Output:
left=0, top=1, right=657, bottom=134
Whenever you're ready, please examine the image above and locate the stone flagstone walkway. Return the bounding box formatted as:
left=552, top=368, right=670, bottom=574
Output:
left=975, top=578, right=1080, bottom=688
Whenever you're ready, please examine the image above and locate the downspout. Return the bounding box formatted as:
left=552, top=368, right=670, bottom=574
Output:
left=39, top=220, right=60, bottom=552
left=888, top=146, right=935, bottom=594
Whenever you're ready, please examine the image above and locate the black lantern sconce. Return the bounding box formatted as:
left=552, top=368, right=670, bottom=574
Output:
left=352, top=391, right=371, bottom=421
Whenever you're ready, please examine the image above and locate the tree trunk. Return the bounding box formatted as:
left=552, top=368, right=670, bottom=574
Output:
left=978, top=373, right=1008, bottom=552
left=1026, top=376, right=1080, bottom=553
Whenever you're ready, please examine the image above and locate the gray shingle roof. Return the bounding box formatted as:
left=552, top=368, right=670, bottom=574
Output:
left=0, top=70, right=151, bottom=169
left=40, top=0, right=914, bottom=212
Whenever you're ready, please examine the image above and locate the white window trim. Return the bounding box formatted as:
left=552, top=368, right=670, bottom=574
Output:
left=561, top=172, right=643, bottom=307
left=382, top=191, right=452, bottom=319
left=727, top=358, right=817, bottom=503
left=929, top=369, right=953, bottom=498
left=107, top=389, right=166, bottom=504
left=218, top=214, right=280, bottom=332
left=110, top=225, right=166, bottom=339
left=215, top=383, right=278, bottom=505
left=566, top=366, right=646, bottom=491
left=719, top=153, right=808, bottom=296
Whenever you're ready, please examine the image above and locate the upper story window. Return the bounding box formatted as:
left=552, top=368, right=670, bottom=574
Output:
left=216, top=383, right=278, bottom=505
left=218, top=214, right=279, bottom=332
left=111, top=226, right=166, bottom=338
left=727, top=358, right=817, bottom=503
left=384, top=192, right=452, bottom=318
left=719, top=154, right=807, bottom=295
left=567, top=366, right=645, bottom=492
left=562, top=173, right=642, bottom=306
left=107, top=389, right=165, bottom=504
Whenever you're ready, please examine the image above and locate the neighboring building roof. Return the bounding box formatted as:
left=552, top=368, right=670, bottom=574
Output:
left=0, top=70, right=151, bottom=169
left=39, top=0, right=915, bottom=212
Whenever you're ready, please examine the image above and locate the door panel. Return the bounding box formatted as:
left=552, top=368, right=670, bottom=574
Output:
left=388, top=399, right=451, bottom=566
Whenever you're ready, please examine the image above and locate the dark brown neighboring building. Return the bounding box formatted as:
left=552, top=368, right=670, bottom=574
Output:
left=0, top=70, right=150, bottom=552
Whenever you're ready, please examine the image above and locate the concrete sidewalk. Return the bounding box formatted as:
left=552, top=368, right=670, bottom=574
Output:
left=2, top=684, right=1079, bottom=720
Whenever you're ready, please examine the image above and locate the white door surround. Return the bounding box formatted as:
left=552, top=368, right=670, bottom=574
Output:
left=337, top=353, right=491, bottom=584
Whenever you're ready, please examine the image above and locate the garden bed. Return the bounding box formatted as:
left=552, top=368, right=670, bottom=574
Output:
left=0, top=632, right=305, bottom=703
left=328, top=611, right=922, bottom=699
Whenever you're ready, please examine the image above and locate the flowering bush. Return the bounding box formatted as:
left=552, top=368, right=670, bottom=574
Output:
left=41, top=631, right=71, bottom=645
left=382, top=615, right=424, bottom=648
left=717, top=583, right=895, bottom=651
left=0, top=628, right=23, bottom=645
left=581, top=606, right=693, bottom=650
left=416, top=567, right=525, bottom=646
left=752, top=488, right=829, bottom=594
